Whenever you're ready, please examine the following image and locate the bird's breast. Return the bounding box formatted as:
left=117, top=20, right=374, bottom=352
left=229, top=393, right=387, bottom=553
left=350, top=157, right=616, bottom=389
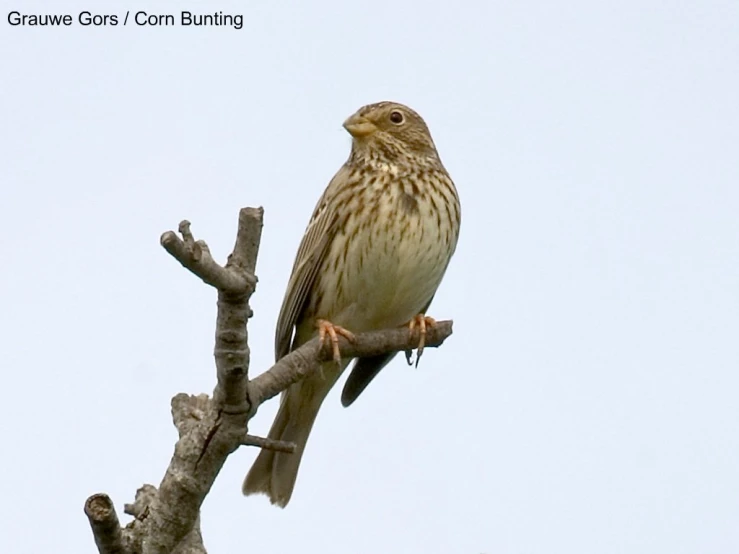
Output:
left=315, top=171, right=459, bottom=332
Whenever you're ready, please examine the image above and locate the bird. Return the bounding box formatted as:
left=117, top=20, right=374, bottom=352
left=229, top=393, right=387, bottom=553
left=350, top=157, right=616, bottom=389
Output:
left=242, top=101, right=461, bottom=507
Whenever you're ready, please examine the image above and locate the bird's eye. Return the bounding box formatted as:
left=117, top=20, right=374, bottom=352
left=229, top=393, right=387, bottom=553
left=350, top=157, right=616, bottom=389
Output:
left=389, top=111, right=404, bottom=125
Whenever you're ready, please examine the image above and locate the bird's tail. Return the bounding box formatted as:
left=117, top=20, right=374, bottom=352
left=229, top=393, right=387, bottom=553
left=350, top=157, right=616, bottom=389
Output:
left=242, top=362, right=343, bottom=507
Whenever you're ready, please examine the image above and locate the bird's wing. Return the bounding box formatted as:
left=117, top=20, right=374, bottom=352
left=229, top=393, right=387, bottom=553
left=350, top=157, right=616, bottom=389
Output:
left=274, top=165, right=353, bottom=360
left=340, top=296, right=435, bottom=407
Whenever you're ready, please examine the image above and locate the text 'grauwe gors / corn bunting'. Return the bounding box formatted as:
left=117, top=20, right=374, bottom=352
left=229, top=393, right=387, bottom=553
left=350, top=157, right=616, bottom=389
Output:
left=6, top=10, right=244, bottom=29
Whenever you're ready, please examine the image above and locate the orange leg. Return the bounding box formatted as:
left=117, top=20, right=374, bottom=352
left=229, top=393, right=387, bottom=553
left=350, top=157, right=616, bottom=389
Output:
left=316, top=319, right=356, bottom=365
left=405, top=314, right=437, bottom=367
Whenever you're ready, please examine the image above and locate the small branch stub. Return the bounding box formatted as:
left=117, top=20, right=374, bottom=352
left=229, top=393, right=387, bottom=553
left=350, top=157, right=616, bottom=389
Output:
left=242, top=434, right=297, bottom=453
left=84, top=494, right=125, bottom=554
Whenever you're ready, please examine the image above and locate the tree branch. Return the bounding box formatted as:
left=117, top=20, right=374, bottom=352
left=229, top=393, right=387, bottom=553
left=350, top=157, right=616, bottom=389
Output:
left=249, top=320, right=453, bottom=405
left=242, top=434, right=297, bottom=453
left=85, top=207, right=454, bottom=554
left=85, top=494, right=126, bottom=554
left=160, top=221, right=256, bottom=295
left=136, top=209, right=263, bottom=554
left=212, top=207, right=263, bottom=410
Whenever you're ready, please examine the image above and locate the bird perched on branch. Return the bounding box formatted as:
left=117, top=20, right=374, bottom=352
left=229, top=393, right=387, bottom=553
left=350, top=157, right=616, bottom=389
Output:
left=243, top=101, right=461, bottom=507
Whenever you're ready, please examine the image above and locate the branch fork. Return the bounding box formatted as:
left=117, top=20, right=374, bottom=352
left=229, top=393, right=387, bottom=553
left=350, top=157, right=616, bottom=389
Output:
left=85, top=206, right=454, bottom=554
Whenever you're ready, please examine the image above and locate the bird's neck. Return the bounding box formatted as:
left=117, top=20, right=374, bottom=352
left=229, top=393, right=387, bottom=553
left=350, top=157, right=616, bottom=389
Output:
left=348, top=144, right=441, bottom=175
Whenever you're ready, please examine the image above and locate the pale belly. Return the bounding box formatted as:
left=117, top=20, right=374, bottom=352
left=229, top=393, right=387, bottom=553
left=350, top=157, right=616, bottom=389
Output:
left=315, top=196, right=454, bottom=333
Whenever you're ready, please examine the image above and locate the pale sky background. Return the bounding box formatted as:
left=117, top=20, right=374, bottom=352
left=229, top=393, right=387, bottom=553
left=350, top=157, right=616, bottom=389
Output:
left=1, top=1, right=738, bottom=553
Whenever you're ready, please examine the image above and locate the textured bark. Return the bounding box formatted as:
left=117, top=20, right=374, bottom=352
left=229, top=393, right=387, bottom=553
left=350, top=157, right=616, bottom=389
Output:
left=85, top=494, right=126, bottom=554
left=84, top=206, right=454, bottom=554
left=249, top=321, right=452, bottom=405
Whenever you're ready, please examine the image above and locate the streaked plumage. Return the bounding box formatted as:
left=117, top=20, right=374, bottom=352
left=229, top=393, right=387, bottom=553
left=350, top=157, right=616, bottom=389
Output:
left=243, top=101, right=461, bottom=506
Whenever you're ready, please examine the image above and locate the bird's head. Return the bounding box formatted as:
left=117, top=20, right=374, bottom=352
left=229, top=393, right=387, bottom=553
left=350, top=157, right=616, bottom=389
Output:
left=343, top=101, right=439, bottom=162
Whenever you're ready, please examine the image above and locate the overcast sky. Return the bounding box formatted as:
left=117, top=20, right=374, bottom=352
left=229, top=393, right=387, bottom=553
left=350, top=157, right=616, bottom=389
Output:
left=2, top=1, right=738, bottom=553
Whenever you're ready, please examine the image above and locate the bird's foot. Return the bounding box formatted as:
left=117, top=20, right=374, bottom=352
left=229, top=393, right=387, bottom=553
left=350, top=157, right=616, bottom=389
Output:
left=316, top=319, right=356, bottom=365
left=404, top=314, right=437, bottom=367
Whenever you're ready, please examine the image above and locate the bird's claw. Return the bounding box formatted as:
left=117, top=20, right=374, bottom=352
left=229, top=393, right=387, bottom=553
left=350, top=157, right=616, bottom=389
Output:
left=405, top=314, right=437, bottom=367
left=316, top=319, right=356, bottom=366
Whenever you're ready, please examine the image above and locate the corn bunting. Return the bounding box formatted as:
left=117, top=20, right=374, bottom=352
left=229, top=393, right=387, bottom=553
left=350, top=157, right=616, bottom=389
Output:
left=243, top=101, right=461, bottom=506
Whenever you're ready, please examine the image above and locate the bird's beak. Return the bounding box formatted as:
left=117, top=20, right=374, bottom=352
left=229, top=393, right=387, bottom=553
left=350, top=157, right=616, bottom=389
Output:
left=343, top=113, right=377, bottom=138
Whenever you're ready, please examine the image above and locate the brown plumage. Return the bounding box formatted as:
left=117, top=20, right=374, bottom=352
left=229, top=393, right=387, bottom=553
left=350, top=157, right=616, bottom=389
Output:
left=242, top=101, right=461, bottom=507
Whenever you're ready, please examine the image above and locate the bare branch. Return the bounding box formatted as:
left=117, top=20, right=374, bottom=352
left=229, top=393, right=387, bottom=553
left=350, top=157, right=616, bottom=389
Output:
left=242, top=434, right=297, bottom=453
left=228, top=207, right=263, bottom=276
left=86, top=207, right=454, bottom=554
left=85, top=494, right=125, bottom=554
left=136, top=208, right=264, bottom=554
left=212, top=208, right=263, bottom=411
left=249, top=320, right=453, bottom=404
left=160, top=220, right=256, bottom=295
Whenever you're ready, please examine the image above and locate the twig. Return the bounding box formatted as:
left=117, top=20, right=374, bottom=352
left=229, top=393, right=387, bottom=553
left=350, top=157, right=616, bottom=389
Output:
left=160, top=220, right=256, bottom=295
left=242, top=434, right=297, bottom=453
